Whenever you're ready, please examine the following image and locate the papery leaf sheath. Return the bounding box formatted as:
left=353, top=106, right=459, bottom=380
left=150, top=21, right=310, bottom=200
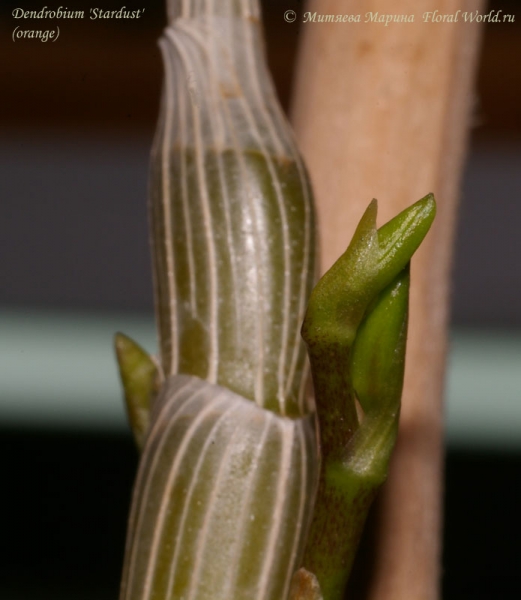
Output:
left=149, top=0, right=317, bottom=417
left=119, top=375, right=318, bottom=600
left=118, top=2, right=319, bottom=600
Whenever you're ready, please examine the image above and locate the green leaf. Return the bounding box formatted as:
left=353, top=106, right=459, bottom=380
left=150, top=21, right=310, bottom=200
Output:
left=376, top=193, right=436, bottom=290
left=299, top=196, right=436, bottom=600
left=351, top=265, right=409, bottom=416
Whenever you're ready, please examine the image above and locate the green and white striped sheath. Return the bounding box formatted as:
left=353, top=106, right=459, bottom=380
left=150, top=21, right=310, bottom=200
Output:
left=119, top=0, right=318, bottom=598
left=120, top=376, right=317, bottom=600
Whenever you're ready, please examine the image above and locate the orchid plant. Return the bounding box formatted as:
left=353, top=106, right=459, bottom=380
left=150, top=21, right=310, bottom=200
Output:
left=115, top=1, right=435, bottom=599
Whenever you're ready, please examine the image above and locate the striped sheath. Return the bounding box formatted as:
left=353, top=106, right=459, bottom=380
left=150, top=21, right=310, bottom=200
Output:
left=119, top=1, right=319, bottom=599
left=119, top=375, right=317, bottom=600
left=148, top=0, right=316, bottom=417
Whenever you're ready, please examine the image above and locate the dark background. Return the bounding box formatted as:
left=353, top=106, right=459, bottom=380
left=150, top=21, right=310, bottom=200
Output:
left=1, top=1, right=520, bottom=598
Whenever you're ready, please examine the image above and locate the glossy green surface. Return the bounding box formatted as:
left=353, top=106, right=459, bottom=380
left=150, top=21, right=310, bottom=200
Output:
left=300, top=197, right=435, bottom=600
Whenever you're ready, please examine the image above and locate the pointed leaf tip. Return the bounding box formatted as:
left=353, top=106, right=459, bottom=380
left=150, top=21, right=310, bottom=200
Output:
left=375, top=194, right=436, bottom=290
left=114, top=332, right=158, bottom=450
left=356, top=197, right=378, bottom=235
left=114, top=331, right=134, bottom=357
left=301, top=198, right=379, bottom=346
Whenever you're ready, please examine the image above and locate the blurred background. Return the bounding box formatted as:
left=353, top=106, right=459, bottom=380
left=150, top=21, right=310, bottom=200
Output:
left=1, top=0, right=520, bottom=598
